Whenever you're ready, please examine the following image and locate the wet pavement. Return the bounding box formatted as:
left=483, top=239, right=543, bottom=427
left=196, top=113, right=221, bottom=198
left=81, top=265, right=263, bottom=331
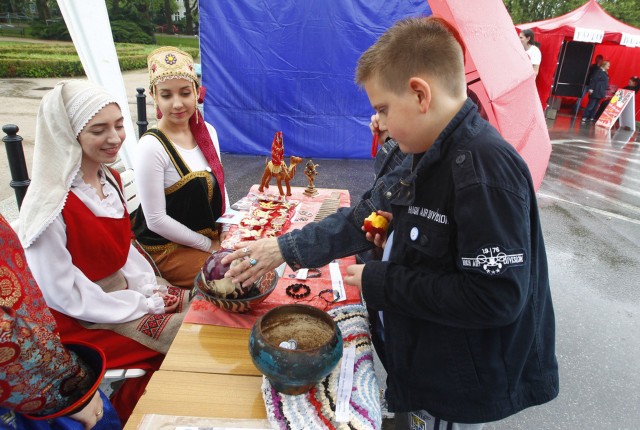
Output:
left=485, top=113, right=640, bottom=429
left=1, top=71, right=639, bottom=428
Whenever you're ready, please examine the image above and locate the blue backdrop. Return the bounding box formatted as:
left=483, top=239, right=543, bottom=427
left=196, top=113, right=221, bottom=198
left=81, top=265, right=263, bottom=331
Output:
left=200, top=1, right=432, bottom=159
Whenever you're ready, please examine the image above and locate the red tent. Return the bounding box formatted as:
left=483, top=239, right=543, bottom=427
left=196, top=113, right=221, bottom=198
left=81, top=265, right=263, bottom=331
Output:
left=516, top=0, right=640, bottom=117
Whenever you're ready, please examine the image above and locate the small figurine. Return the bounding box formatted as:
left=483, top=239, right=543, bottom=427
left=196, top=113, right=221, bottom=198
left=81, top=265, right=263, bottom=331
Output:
left=303, top=159, right=319, bottom=197
left=258, top=131, right=302, bottom=197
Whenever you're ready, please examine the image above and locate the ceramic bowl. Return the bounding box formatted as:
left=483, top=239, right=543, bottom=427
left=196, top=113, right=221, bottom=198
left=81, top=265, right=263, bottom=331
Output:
left=194, top=270, right=278, bottom=313
left=249, top=304, right=343, bottom=395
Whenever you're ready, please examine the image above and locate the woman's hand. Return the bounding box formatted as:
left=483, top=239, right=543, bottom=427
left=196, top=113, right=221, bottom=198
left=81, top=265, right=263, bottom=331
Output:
left=68, top=391, right=103, bottom=430
left=221, top=238, right=285, bottom=287
left=363, top=210, right=392, bottom=248
left=344, top=264, right=365, bottom=292
left=157, top=291, right=179, bottom=313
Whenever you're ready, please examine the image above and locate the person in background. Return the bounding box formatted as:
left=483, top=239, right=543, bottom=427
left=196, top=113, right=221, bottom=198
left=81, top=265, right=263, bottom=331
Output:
left=344, top=16, right=559, bottom=429
left=573, top=54, right=603, bottom=115
left=132, top=46, right=230, bottom=288
left=1, top=215, right=120, bottom=430
left=582, top=60, right=610, bottom=122
left=18, top=80, right=188, bottom=425
left=624, top=76, right=639, bottom=92
left=519, top=29, right=541, bottom=76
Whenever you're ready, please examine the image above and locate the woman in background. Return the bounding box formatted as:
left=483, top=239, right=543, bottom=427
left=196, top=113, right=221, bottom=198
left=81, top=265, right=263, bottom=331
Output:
left=519, top=29, right=541, bottom=76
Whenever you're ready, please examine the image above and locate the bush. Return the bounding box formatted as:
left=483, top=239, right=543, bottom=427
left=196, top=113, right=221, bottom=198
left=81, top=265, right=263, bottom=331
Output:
left=111, top=20, right=155, bottom=45
left=0, top=42, right=161, bottom=78
left=30, top=22, right=71, bottom=41
left=0, top=58, right=84, bottom=78
left=0, top=41, right=199, bottom=78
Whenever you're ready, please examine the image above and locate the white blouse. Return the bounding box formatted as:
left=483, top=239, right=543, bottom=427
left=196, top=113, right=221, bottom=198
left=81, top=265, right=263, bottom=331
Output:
left=24, top=170, right=166, bottom=324
left=134, top=122, right=230, bottom=253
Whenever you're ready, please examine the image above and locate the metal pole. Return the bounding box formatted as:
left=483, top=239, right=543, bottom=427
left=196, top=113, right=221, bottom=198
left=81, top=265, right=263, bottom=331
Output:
left=2, top=124, right=30, bottom=210
left=136, top=87, right=148, bottom=138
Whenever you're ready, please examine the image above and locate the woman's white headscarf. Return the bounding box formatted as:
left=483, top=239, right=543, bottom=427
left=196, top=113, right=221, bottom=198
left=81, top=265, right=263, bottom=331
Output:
left=18, top=80, right=119, bottom=247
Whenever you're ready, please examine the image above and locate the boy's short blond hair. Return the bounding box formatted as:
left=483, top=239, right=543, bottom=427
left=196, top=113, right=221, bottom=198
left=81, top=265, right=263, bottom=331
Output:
left=356, top=17, right=465, bottom=98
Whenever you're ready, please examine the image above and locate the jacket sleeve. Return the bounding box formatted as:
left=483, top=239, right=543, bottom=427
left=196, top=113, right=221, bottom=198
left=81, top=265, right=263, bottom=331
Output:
left=278, top=205, right=374, bottom=269
left=278, top=147, right=409, bottom=269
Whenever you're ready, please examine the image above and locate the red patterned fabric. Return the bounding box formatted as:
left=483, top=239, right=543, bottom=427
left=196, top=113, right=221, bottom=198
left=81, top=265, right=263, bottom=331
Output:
left=0, top=215, right=101, bottom=418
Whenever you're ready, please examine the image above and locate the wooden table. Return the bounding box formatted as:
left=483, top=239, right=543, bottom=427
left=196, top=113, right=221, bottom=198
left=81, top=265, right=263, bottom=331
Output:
left=125, top=187, right=373, bottom=429
left=125, top=371, right=266, bottom=428
left=159, top=323, right=260, bottom=376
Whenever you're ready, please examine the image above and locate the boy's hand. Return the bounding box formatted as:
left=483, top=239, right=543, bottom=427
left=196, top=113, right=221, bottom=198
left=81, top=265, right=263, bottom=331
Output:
left=362, top=210, right=392, bottom=248
left=345, top=264, right=365, bottom=292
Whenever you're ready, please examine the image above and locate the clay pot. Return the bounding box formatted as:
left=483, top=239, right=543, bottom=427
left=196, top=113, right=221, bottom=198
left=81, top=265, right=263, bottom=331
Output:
left=249, top=304, right=343, bottom=395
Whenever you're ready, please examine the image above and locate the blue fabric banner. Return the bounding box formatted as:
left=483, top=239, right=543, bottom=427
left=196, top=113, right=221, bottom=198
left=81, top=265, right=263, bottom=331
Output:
left=200, top=1, right=431, bottom=159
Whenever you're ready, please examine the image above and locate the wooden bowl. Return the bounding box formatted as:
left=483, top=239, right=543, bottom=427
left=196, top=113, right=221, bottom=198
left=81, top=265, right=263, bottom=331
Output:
left=194, top=270, right=278, bottom=313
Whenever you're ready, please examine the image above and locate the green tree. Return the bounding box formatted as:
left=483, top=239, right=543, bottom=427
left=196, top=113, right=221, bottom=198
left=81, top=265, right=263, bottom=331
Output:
left=600, top=0, right=640, bottom=29
left=163, top=0, right=174, bottom=33
left=503, top=0, right=583, bottom=24
left=35, top=0, right=51, bottom=22
left=504, top=0, right=640, bottom=28
left=182, top=0, right=197, bottom=35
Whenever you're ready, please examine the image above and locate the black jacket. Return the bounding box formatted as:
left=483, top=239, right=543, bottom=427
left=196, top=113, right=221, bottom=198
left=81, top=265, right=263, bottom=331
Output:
left=362, top=99, right=559, bottom=423
left=589, top=68, right=609, bottom=99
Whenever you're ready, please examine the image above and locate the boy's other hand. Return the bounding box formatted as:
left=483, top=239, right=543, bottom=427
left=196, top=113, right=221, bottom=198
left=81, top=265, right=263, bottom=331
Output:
left=345, top=264, right=365, bottom=292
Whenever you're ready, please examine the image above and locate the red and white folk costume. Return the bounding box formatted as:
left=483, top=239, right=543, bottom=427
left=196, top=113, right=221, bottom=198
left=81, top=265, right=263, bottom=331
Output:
left=17, top=80, right=188, bottom=424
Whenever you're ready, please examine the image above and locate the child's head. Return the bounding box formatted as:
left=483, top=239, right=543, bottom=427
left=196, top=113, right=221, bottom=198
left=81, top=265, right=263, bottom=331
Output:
left=356, top=17, right=466, bottom=154
left=356, top=17, right=465, bottom=98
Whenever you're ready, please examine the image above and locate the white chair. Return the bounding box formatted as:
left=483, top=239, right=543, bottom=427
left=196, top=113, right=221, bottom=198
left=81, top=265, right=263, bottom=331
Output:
left=119, top=169, right=140, bottom=213
left=99, top=368, right=147, bottom=398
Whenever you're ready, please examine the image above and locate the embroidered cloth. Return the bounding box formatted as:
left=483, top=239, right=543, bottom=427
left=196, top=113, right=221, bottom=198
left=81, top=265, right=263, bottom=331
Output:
left=261, top=304, right=381, bottom=430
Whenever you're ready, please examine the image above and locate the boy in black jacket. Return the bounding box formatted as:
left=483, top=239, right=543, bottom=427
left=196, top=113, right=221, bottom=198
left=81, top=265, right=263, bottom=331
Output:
left=345, top=16, right=559, bottom=429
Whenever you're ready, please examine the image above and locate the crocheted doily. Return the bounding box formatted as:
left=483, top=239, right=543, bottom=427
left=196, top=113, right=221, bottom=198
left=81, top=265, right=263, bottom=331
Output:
left=261, top=304, right=381, bottom=430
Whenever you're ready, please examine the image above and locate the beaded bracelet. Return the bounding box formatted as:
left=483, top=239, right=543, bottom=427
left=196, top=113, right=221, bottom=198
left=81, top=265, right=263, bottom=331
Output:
left=286, top=283, right=311, bottom=299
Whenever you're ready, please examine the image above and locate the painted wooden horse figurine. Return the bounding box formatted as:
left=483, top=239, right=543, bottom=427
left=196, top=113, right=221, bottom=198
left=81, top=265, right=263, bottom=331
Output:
left=258, top=131, right=302, bottom=196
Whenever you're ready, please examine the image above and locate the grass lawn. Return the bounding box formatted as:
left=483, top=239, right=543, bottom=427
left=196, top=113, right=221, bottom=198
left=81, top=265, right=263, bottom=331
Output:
left=154, top=34, right=200, bottom=53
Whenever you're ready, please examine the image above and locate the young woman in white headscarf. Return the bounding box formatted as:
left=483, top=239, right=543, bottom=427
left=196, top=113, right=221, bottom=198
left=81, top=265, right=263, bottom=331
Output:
left=17, top=80, right=189, bottom=425
left=131, top=46, right=230, bottom=288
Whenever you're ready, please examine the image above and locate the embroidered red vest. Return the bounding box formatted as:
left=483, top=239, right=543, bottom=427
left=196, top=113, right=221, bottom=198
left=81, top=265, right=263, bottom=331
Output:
left=61, top=171, right=131, bottom=281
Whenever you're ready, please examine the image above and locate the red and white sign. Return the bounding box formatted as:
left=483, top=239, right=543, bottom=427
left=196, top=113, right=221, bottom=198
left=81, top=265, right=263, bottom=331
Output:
left=596, top=89, right=636, bottom=131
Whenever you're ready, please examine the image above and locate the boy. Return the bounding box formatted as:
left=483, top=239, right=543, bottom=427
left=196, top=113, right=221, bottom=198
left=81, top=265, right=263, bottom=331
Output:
left=344, top=17, right=559, bottom=429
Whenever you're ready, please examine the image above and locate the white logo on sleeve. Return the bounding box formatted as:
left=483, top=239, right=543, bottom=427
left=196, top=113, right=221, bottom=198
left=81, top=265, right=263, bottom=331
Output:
left=461, top=245, right=525, bottom=275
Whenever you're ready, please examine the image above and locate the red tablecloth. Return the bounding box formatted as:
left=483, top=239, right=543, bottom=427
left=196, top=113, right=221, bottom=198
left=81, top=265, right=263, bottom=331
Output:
left=184, top=186, right=362, bottom=329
